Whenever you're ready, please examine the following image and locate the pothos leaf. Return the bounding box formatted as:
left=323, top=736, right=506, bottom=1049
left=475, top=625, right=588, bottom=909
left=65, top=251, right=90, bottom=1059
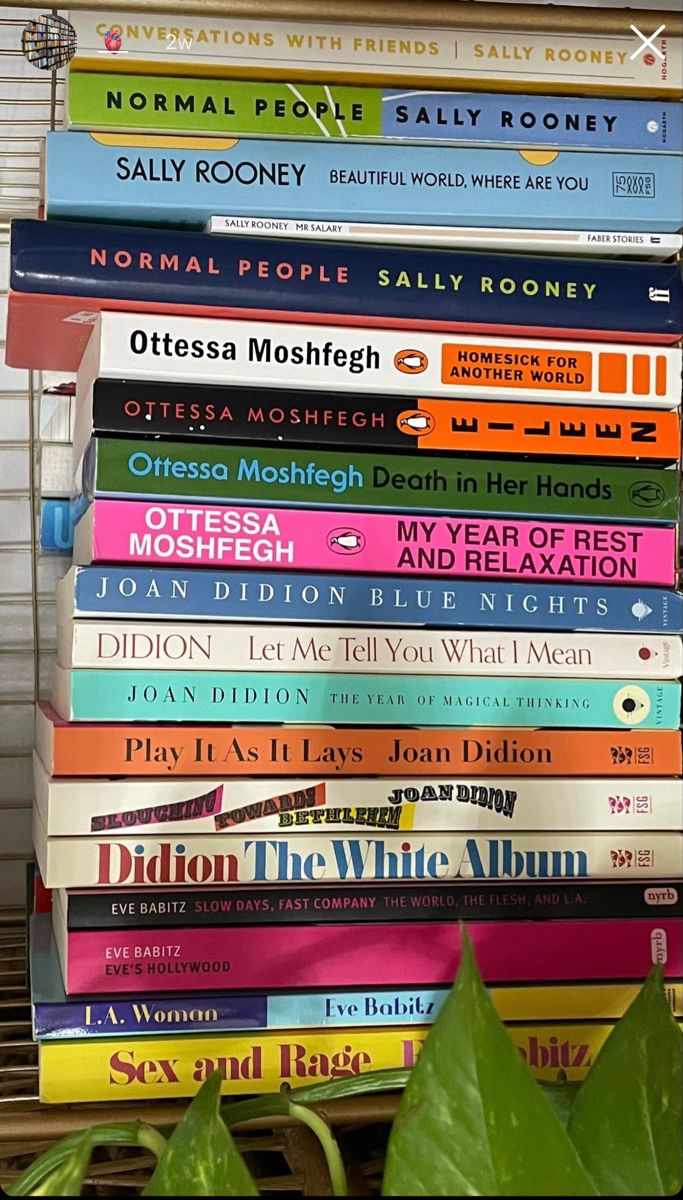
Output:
left=143, top=1072, right=258, bottom=1196
left=25, top=1131, right=92, bottom=1196
left=382, top=927, right=597, bottom=1196
left=568, top=968, right=682, bottom=1195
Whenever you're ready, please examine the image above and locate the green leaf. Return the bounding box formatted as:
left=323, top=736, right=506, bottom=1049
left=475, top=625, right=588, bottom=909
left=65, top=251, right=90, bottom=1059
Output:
left=382, top=928, right=597, bottom=1196
left=8, top=1125, right=144, bottom=1196
left=568, top=968, right=682, bottom=1195
left=143, top=1072, right=258, bottom=1196
left=540, top=1081, right=581, bottom=1129
left=25, top=1131, right=92, bottom=1196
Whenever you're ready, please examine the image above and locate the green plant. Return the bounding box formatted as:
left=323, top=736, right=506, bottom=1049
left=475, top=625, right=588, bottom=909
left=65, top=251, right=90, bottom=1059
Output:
left=9, top=931, right=681, bottom=1197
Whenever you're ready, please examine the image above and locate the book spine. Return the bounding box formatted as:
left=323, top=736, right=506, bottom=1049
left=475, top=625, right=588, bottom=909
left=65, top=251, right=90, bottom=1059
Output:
left=52, top=669, right=682, bottom=728
left=37, top=709, right=682, bottom=777
left=67, top=75, right=683, bottom=152
left=64, top=567, right=683, bottom=633
left=34, top=994, right=268, bottom=1039
left=45, top=134, right=683, bottom=231
left=79, top=500, right=678, bottom=587
left=67, top=15, right=681, bottom=97
left=39, top=500, right=73, bottom=554
left=63, top=880, right=683, bottom=929
left=205, top=217, right=683, bottom=259
left=82, top=313, right=683, bottom=407
left=63, top=623, right=683, bottom=679
left=33, top=982, right=683, bottom=1040
left=13, top=219, right=683, bottom=342
left=35, top=825, right=683, bottom=888
left=86, top=380, right=683, bottom=462
left=39, top=1021, right=622, bottom=1101
left=81, top=437, right=681, bottom=522
left=58, top=918, right=683, bottom=994
left=37, top=773, right=683, bottom=837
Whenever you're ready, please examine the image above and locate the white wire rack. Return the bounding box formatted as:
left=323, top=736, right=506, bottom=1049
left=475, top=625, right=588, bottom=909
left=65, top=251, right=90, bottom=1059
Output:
left=0, top=8, right=66, bottom=908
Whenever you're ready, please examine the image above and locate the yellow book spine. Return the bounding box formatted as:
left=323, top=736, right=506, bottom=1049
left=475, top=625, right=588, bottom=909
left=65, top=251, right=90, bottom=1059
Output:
left=491, top=982, right=683, bottom=1022
left=39, top=1023, right=636, bottom=1103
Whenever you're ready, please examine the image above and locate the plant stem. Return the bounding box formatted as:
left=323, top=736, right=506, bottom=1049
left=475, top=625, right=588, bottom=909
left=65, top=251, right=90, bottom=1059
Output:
left=136, top=1125, right=169, bottom=1163
left=223, top=1093, right=292, bottom=1127
left=286, top=1102, right=348, bottom=1197
left=223, top=1094, right=347, bottom=1196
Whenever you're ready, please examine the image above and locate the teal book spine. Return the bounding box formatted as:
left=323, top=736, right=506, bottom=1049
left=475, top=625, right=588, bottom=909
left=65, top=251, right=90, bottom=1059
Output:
left=53, top=668, right=681, bottom=729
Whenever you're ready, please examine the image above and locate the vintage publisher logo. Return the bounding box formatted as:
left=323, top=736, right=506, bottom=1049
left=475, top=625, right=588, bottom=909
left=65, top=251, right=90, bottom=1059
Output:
left=612, top=685, right=651, bottom=726
left=631, top=600, right=653, bottom=621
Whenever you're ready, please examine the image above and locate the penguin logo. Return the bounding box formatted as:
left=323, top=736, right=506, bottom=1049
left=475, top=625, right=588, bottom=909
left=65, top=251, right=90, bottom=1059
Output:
left=629, top=481, right=665, bottom=508
left=397, top=409, right=435, bottom=437
left=327, top=528, right=366, bottom=555
left=613, top=685, right=652, bottom=726
left=394, top=350, right=428, bottom=374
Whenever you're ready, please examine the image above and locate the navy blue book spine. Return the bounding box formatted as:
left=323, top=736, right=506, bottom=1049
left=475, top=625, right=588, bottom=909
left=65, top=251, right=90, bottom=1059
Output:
left=10, top=220, right=682, bottom=339
left=34, top=995, right=269, bottom=1038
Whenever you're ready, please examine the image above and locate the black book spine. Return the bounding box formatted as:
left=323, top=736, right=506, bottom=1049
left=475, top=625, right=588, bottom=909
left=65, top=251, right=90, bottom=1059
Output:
left=64, top=880, right=682, bottom=929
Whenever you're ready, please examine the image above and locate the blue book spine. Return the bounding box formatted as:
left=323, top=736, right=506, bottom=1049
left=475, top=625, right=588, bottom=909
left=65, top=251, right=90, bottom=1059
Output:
left=34, top=997, right=268, bottom=1038
left=59, top=670, right=681, bottom=728
left=44, top=133, right=683, bottom=232
left=40, top=499, right=73, bottom=553
left=33, top=990, right=445, bottom=1038
left=379, top=93, right=683, bottom=152
left=11, top=218, right=682, bottom=339
left=34, top=997, right=265, bottom=1038
left=268, top=989, right=445, bottom=1028
left=70, top=567, right=683, bottom=634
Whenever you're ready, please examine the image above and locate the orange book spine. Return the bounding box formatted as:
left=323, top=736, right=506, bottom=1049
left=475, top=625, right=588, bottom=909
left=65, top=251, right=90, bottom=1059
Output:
left=37, top=708, right=682, bottom=778
left=406, top=400, right=681, bottom=461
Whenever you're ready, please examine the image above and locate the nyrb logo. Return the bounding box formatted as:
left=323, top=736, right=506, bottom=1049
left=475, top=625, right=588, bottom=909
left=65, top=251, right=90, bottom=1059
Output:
left=21, top=13, right=76, bottom=70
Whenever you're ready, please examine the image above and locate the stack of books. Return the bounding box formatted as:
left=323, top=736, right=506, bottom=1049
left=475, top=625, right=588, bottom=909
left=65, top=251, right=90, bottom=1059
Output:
left=7, top=2, right=682, bottom=1104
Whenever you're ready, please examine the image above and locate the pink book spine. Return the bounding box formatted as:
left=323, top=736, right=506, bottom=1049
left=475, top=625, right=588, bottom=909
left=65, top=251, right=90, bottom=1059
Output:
left=63, top=918, right=682, bottom=994
left=85, top=501, right=676, bottom=586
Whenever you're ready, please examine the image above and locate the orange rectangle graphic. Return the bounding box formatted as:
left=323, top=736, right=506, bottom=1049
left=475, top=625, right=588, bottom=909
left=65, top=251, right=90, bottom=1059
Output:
left=631, top=356, right=651, bottom=396
left=656, top=356, right=669, bottom=397
left=404, top=400, right=681, bottom=461
left=441, top=344, right=593, bottom=393
left=598, top=353, right=628, bottom=395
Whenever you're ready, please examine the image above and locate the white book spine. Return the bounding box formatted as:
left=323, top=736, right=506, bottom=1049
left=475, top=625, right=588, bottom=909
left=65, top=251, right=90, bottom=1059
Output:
left=32, top=808, right=683, bottom=887
left=60, top=620, right=683, bottom=680
left=32, top=757, right=683, bottom=836
left=80, top=312, right=683, bottom=408
left=205, top=217, right=683, bottom=260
